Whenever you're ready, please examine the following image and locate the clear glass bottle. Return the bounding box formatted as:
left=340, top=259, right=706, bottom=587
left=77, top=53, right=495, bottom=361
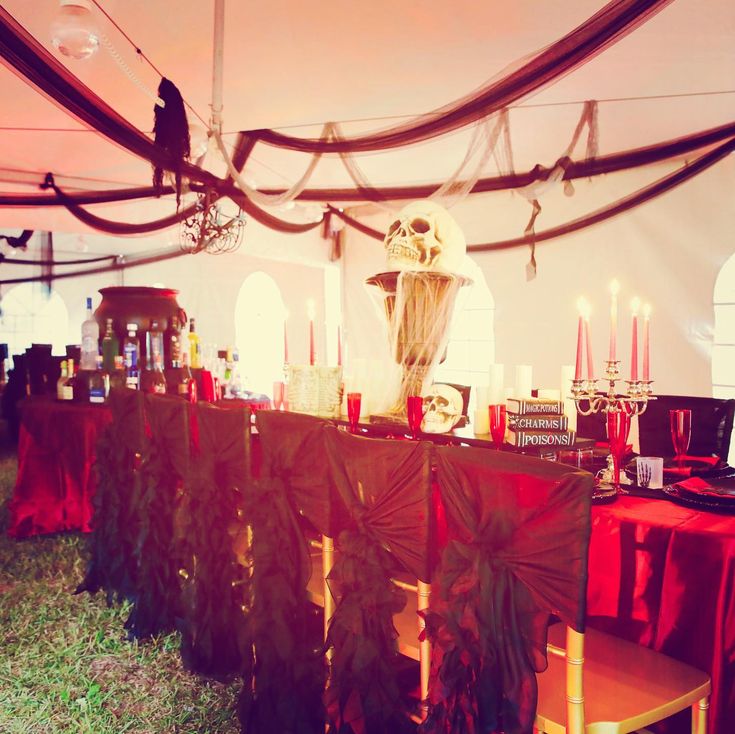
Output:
left=56, top=359, right=67, bottom=400
left=142, top=322, right=167, bottom=394
left=123, top=323, right=140, bottom=390
left=88, top=355, right=109, bottom=404
left=60, top=358, right=75, bottom=400
left=101, top=318, right=119, bottom=373
left=188, top=318, right=202, bottom=369
left=80, top=296, right=99, bottom=370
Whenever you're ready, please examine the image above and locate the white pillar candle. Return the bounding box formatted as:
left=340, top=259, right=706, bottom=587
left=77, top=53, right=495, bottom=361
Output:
left=515, top=365, right=533, bottom=399
left=488, top=363, right=505, bottom=404
left=473, top=385, right=490, bottom=434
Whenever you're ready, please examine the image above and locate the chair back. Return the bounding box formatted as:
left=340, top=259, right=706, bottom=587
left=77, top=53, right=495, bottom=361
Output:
left=425, top=446, right=593, bottom=734
left=323, top=427, right=434, bottom=734
left=256, top=409, right=344, bottom=536
left=638, top=394, right=735, bottom=460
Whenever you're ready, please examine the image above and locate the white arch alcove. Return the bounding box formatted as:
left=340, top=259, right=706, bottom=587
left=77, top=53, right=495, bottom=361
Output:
left=235, top=271, right=287, bottom=396
left=0, top=283, right=69, bottom=358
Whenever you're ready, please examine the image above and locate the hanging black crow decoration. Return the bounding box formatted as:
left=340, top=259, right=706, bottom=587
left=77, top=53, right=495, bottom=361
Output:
left=0, top=230, right=33, bottom=249
left=152, top=78, right=191, bottom=208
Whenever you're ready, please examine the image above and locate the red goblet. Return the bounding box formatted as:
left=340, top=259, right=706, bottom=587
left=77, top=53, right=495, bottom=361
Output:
left=489, top=404, right=507, bottom=448
left=406, top=395, right=425, bottom=440
left=347, top=392, right=362, bottom=434
left=607, top=409, right=632, bottom=494
left=669, top=408, right=691, bottom=466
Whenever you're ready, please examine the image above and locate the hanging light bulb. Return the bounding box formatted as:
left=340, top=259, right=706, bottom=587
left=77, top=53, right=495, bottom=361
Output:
left=50, top=0, right=99, bottom=60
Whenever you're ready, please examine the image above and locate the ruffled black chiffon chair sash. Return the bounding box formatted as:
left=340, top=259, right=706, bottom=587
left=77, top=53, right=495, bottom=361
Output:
left=177, top=400, right=252, bottom=677
left=323, top=427, right=434, bottom=734
left=238, top=410, right=334, bottom=734
left=123, top=393, right=190, bottom=639
left=76, top=388, right=146, bottom=604
left=421, top=447, right=592, bottom=734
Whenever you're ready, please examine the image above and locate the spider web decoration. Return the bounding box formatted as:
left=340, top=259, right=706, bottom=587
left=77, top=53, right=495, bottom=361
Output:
left=179, top=191, right=246, bottom=254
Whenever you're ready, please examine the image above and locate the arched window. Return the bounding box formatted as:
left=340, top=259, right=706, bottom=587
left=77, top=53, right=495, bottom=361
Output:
left=434, top=257, right=495, bottom=393
left=713, top=254, right=735, bottom=399
left=0, top=283, right=69, bottom=358
left=235, top=271, right=287, bottom=395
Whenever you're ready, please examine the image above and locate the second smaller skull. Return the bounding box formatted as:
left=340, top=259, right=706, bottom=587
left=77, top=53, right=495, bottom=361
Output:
left=422, top=384, right=464, bottom=434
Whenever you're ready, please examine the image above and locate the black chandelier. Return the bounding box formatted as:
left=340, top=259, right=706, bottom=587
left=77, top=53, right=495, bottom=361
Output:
left=179, top=189, right=245, bottom=254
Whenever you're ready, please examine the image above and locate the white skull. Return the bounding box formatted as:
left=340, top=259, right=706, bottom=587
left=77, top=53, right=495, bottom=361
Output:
left=384, top=200, right=466, bottom=273
left=421, top=383, right=464, bottom=434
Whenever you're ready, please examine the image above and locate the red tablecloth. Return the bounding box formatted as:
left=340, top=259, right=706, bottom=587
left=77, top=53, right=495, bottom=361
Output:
left=588, top=496, right=735, bottom=733
left=7, top=399, right=112, bottom=538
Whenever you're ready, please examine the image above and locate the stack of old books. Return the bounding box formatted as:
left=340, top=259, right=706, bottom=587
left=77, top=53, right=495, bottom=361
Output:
left=506, top=397, right=576, bottom=448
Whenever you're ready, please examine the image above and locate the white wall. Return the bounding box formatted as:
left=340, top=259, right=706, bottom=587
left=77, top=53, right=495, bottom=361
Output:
left=340, top=154, right=735, bottom=397
left=0, top=219, right=334, bottom=369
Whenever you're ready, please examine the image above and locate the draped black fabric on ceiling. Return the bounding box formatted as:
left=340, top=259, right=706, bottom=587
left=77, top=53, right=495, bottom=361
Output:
left=2, top=121, right=732, bottom=210
left=250, top=0, right=675, bottom=154
left=330, top=135, right=735, bottom=252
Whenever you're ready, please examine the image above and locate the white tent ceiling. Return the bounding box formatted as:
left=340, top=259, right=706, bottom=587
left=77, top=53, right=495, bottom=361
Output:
left=0, top=0, right=733, bottom=241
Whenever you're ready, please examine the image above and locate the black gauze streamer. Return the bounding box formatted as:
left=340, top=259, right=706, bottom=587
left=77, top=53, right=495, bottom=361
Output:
left=153, top=78, right=191, bottom=207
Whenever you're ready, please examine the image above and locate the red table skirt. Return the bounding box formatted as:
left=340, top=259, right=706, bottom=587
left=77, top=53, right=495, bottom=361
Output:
left=587, top=496, right=735, bottom=733
left=7, top=399, right=112, bottom=538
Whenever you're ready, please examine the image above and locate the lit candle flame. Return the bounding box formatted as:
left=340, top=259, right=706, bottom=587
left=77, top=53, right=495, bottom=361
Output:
left=631, top=297, right=641, bottom=314
left=306, top=299, right=315, bottom=320
left=577, top=297, right=591, bottom=319
left=643, top=303, right=651, bottom=318
left=610, top=279, right=620, bottom=296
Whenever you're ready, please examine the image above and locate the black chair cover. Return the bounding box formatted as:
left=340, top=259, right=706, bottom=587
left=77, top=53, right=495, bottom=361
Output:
left=76, top=388, right=146, bottom=605
left=176, top=401, right=252, bottom=677
left=123, top=393, right=190, bottom=639
left=324, top=427, right=433, bottom=734
left=421, top=447, right=592, bottom=734
left=239, top=410, right=333, bottom=734
left=637, top=394, right=735, bottom=460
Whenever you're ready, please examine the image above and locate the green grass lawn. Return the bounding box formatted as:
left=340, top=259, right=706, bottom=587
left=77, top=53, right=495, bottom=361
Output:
left=0, top=441, right=241, bottom=733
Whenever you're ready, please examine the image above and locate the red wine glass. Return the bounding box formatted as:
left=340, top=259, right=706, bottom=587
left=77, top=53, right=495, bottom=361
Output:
left=347, top=392, right=362, bottom=433
left=489, top=404, right=507, bottom=448
left=669, top=409, right=691, bottom=466
left=607, top=409, right=632, bottom=494
left=406, top=395, right=425, bottom=440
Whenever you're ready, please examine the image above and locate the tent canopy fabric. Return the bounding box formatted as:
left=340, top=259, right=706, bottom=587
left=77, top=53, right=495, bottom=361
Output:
left=0, top=0, right=733, bottom=237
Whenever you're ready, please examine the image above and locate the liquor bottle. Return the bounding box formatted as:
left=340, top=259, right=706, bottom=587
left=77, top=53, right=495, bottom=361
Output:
left=88, top=355, right=109, bottom=404
left=188, top=318, right=202, bottom=369
left=56, top=359, right=67, bottom=400
left=141, top=321, right=167, bottom=394
left=170, top=351, right=194, bottom=399
left=60, top=358, right=75, bottom=401
left=109, top=355, right=126, bottom=390
left=101, top=318, right=119, bottom=373
left=164, top=315, right=182, bottom=369
left=123, top=323, right=140, bottom=390
left=80, top=297, right=99, bottom=370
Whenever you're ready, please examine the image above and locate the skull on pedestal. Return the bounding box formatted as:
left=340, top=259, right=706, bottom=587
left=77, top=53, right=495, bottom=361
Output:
left=384, top=200, right=466, bottom=273
left=422, top=383, right=464, bottom=434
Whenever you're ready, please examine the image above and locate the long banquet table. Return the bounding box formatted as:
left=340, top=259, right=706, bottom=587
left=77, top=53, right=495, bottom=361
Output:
left=5, top=398, right=734, bottom=732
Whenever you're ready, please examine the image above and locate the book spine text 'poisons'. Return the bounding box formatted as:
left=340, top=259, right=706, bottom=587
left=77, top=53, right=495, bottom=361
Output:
left=507, top=430, right=576, bottom=447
